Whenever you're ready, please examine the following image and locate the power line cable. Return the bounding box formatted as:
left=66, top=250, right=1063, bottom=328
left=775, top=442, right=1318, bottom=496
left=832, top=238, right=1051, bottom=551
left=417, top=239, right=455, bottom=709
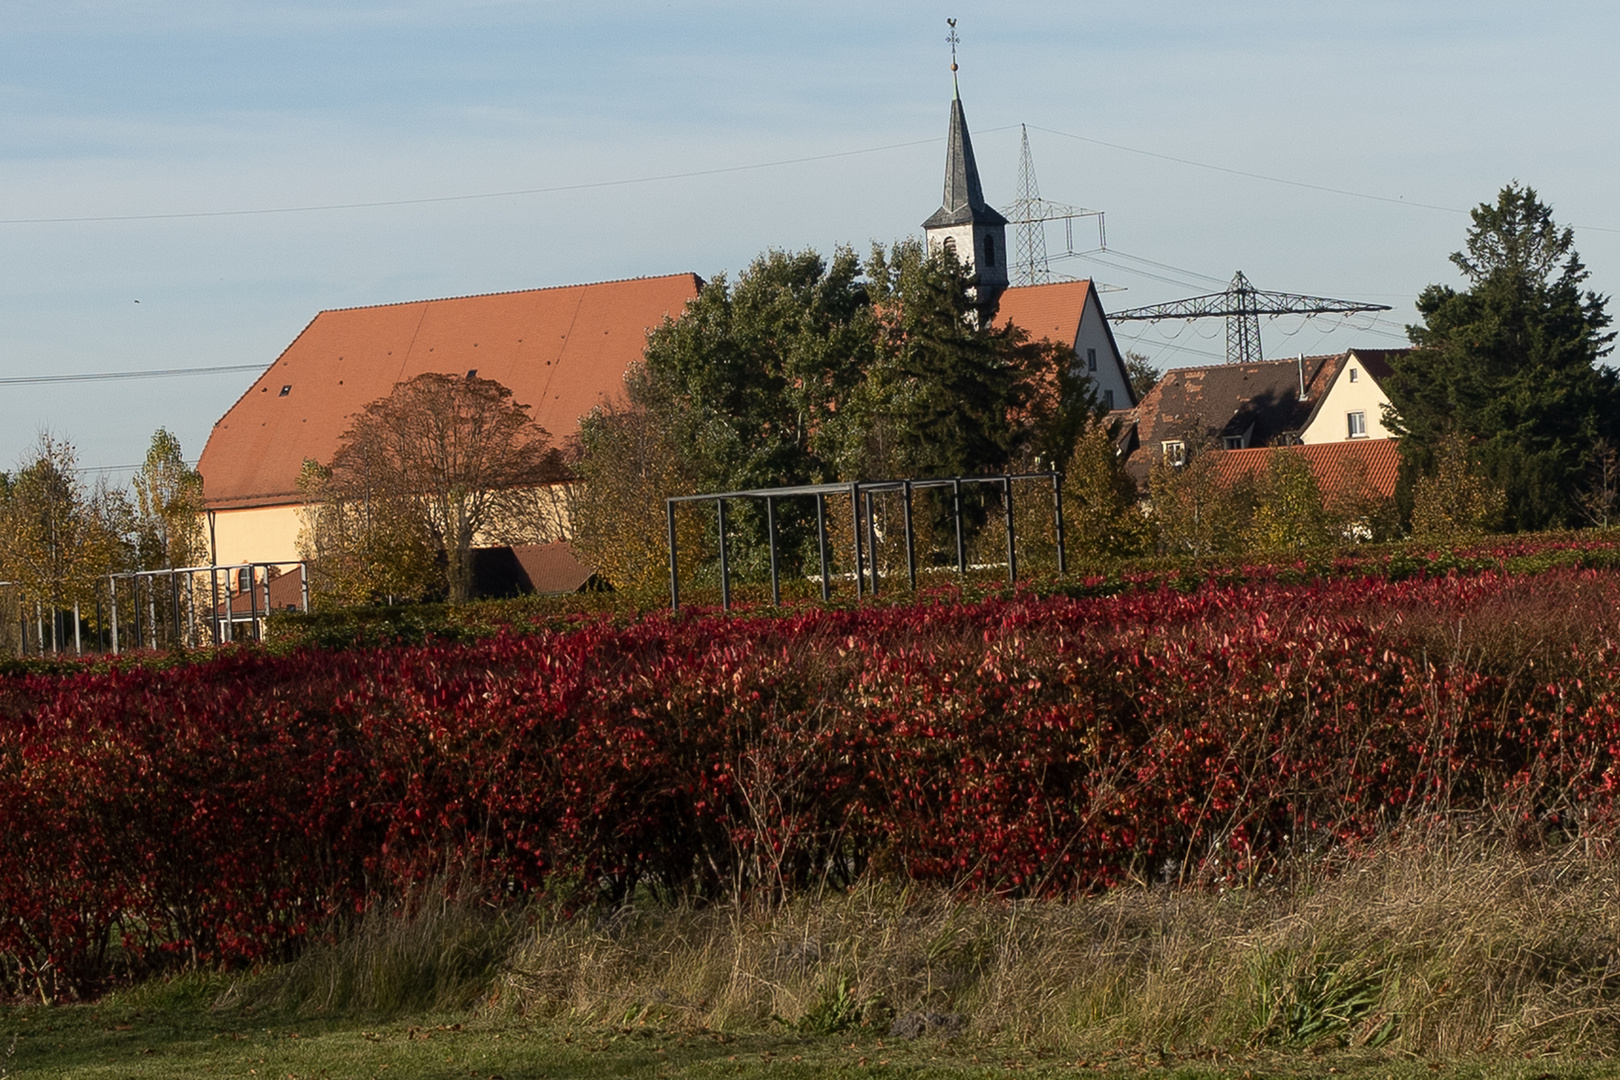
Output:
left=1027, top=124, right=1620, bottom=236
left=0, top=363, right=264, bottom=386
left=0, top=131, right=1019, bottom=226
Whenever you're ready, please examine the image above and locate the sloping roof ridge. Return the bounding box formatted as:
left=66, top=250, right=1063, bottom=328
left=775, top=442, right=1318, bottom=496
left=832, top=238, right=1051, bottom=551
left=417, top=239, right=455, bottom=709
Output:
left=1002, top=278, right=1093, bottom=293
left=208, top=311, right=325, bottom=430
left=315, top=271, right=703, bottom=315
left=1164, top=350, right=1346, bottom=378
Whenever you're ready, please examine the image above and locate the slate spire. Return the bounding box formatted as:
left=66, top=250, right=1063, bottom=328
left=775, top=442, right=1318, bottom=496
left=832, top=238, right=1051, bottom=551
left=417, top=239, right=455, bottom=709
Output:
left=922, top=82, right=1009, bottom=231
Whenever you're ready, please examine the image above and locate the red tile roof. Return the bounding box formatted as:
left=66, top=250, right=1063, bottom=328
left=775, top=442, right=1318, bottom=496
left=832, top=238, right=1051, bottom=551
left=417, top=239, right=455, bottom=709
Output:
left=1211, top=438, right=1402, bottom=500
left=200, top=273, right=702, bottom=510
left=993, top=279, right=1092, bottom=345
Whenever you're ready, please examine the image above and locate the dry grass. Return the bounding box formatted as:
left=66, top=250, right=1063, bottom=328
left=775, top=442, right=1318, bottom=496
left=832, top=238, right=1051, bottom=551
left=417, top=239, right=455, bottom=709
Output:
left=230, top=890, right=519, bottom=1019
left=501, top=836, right=1620, bottom=1057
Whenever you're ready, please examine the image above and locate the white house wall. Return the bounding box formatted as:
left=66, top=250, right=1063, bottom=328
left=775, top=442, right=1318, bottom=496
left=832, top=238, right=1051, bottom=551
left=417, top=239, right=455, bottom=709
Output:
left=1075, top=293, right=1133, bottom=411
left=1300, top=356, right=1396, bottom=444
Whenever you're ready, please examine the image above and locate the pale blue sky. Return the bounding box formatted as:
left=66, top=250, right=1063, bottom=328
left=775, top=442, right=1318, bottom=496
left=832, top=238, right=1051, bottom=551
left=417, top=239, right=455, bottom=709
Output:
left=3, top=1, right=1618, bottom=476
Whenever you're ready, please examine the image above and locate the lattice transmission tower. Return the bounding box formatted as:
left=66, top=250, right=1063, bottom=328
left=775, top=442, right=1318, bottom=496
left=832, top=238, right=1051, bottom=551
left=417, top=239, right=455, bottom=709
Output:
left=1003, top=125, right=1106, bottom=287
left=1108, top=271, right=1391, bottom=365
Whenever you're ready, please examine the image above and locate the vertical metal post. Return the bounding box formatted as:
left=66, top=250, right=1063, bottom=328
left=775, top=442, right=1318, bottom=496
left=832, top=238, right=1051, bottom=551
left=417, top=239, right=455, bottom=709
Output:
left=865, top=490, right=880, bottom=596
left=1004, top=477, right=1017, bottom=585
left=300, top=563, right=310, bottom=613
left=816, top=493, right=831, bottom=601
left=716, top=499, right=731, bottom=611
left=261, top=568, right=272, bottom=639
left=953, top=479, right=966, bottom=574
left=667, top=500, right=681, bottom=612
left=851, top=484, right=863, bottom=599
left=36, top=601, right=44, bottom=657
left=209, top=567, right=221, bottom=646
left=248, top=566, right=260, bottom=643
left=765, top=496, right=780, bottom=607
left=1051, top=470, right=1067, bottom=576
left=902, top=480, right=917, bottom=591
left=73, top=601, right=81, bottom=656
left=170, top=569, right=181, bottom=648
left=147, top=577, right=158, bottom=650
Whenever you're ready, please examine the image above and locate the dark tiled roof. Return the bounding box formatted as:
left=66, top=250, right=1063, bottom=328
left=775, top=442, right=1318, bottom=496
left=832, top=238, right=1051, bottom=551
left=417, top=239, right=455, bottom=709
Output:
left=200, top=273, right=703, bottom=511
left=921, top=93, right=1009, bottom=230
left=1124, top=353, right=1345, bottom=483
left=1212, top=438, right=1402, bottom=500
left=472, top=542, right=596, bottom=597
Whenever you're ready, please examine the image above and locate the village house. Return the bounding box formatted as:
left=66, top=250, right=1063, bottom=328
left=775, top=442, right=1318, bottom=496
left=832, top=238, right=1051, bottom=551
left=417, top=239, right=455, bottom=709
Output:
left=1120, top=348, right=1404, bottom=494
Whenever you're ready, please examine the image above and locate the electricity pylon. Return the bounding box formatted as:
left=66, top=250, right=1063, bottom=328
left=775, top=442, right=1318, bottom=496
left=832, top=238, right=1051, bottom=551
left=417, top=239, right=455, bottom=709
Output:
left=1002, top=124, right=1105, bottom=286
left=1108, top=271, right=1391, bottom=365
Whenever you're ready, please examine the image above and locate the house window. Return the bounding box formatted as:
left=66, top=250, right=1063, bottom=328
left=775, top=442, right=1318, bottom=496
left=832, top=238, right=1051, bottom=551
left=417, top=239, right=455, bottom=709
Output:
left=279, top=385, right=291, bottom=397
left=1347, top=411, right=1367, bottom=437
left=237, top=567, right=252, bottom=593
left=1224, top=435, right=1245, bottom=450
left=982, top=234, right=996, bottom=267
left=1103, top=389, right=1115, bottom=409
left=1162, top=440, right=1186, bottom=466
left=466, top=369, right=478, bottom=379
left=1087, top=348, right=1097, bottom=372
left=1349, top=367, right=1360, bottom=383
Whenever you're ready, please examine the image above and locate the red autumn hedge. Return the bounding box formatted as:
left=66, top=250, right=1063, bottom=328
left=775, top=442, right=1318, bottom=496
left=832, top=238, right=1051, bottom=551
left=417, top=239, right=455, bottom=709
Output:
left=5, top=563, right=1620, bottom=998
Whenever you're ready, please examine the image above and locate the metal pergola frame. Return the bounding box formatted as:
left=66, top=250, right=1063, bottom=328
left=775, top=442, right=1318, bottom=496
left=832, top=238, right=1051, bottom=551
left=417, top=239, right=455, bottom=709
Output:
left=104, top=561, right=308, bottom=653
left=666, top=471, right=1066, bottom=612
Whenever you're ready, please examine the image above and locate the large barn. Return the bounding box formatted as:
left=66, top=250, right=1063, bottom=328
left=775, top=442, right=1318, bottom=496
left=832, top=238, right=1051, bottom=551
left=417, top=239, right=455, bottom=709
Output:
left=198, top=79, right=1134, bottom=568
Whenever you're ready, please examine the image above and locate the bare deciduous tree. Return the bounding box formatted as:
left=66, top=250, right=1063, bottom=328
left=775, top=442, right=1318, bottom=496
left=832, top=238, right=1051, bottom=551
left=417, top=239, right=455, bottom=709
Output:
left=310, top=374, right=566, bottom=603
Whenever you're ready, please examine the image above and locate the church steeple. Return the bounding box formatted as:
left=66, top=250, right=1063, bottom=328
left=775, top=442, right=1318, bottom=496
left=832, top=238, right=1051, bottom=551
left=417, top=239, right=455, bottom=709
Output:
left=922, top=21, right=1009, bottom=311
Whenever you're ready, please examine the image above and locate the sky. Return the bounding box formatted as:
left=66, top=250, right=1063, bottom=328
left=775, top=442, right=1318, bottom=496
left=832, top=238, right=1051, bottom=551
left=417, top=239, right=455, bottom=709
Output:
left=2, top=0, right=1619, bottom=481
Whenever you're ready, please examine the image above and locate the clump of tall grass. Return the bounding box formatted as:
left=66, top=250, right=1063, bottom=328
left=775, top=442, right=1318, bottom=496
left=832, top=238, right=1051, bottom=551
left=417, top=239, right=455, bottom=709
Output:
left=501, top=834, right=1620, bottom=1058
left=230, top=889, right=518, bottom=1019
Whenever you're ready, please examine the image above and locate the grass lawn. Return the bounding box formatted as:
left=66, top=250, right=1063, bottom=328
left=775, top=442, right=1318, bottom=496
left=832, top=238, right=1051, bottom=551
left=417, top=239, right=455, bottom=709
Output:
left=0, top=996, right=1607, bottom=1080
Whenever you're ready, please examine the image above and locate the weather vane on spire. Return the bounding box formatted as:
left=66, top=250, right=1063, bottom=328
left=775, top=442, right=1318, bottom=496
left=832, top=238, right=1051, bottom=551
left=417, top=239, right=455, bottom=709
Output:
left=946, top=18, right=959, bottom=72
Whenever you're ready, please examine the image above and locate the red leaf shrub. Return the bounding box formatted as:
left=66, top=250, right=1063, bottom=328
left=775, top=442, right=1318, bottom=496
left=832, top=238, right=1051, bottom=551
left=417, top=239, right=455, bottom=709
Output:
left=6, top=561, right=1620, bottom=997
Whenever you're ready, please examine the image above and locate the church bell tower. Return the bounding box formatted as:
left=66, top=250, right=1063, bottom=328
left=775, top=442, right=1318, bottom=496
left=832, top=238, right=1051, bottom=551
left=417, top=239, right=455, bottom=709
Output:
left=922, top=22, right=1009, bottom=317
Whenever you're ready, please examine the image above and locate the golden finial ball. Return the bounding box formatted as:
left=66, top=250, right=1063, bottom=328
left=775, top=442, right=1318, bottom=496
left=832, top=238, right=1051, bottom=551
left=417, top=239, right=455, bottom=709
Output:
left=951, top=63, right=958, bottom=71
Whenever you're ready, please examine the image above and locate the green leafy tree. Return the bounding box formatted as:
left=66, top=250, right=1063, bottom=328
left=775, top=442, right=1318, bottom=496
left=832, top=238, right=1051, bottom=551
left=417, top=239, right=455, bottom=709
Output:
left=571, top=364, right=713, bottom=593
left=296, top=459, right=440, bottom=608
left=1147, top=437, right=1242, bottom=557
left=1124, top=350, right=1160, bottom=402
left=1243, top=449, right=1332, bottom=552
left=1063, top=420, right=1150, bottom=561
left=862, top=239, right=1068, bottom=478
left=1409, top=433, right=1507, bottom=542
left=575, top=241, right=1104, bottom=586
left=132, top=428, right=207, bottom=570
left=1387, top=183, right=1617, bottom=530
left=0, top=433, right=124, bottom=648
